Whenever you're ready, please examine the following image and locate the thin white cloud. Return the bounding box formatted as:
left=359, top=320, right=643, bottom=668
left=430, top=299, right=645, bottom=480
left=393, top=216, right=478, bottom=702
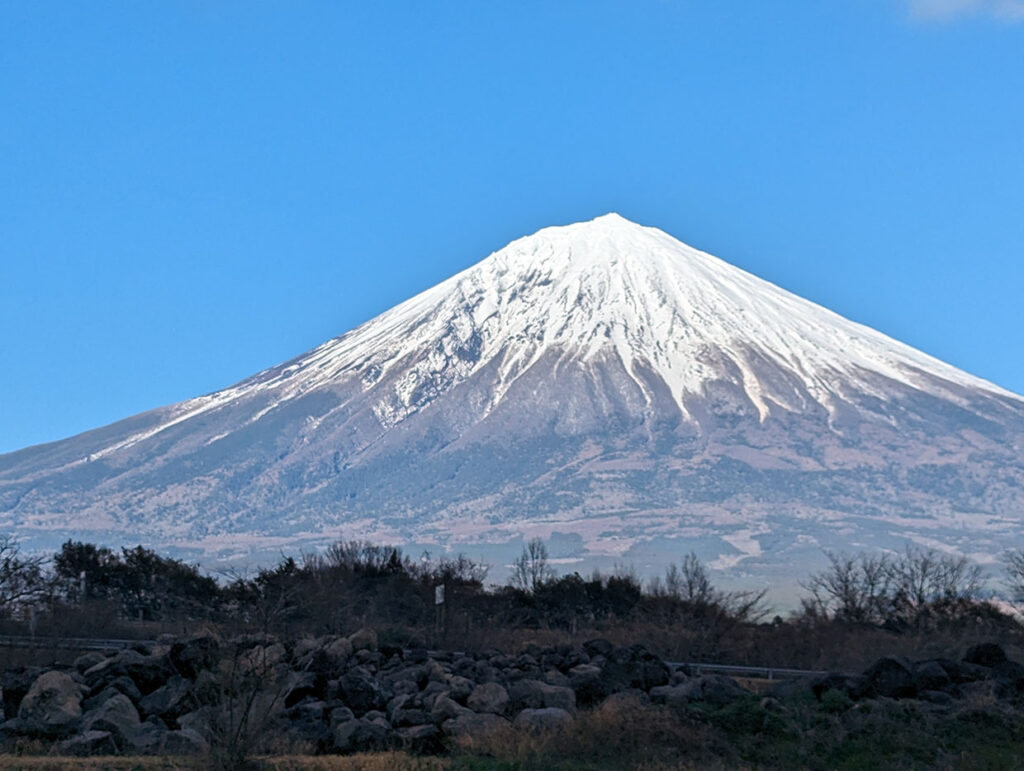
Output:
left=909, top=0, right=1024, bottom=21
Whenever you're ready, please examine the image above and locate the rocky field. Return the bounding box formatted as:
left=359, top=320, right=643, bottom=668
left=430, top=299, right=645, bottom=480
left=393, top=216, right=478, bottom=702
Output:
left=2, top=631, right=1024, bottom=768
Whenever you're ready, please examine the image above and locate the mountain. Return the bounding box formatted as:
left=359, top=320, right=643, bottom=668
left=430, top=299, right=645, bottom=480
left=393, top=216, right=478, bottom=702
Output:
left=2, top=214, right=1023, bottom=591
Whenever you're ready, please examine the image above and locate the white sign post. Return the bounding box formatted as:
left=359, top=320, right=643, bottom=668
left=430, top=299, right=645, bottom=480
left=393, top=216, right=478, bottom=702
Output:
left=434, top=584, right=445, bottom=635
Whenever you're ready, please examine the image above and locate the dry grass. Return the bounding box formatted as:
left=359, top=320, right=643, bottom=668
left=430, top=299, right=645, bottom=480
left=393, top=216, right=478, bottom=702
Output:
left=451, top=693, right=734, bottom=770
left=0, top=758, right=196, bottom=770
left=0, top=755, right=448, bottom=771
left=254, top=755, right=449, bottom=770
left=731, top=677, right=774, bottom=694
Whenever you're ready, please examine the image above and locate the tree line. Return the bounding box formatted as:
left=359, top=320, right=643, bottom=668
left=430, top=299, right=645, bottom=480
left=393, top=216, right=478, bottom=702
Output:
left=2, top=534, right=1023, bottom=656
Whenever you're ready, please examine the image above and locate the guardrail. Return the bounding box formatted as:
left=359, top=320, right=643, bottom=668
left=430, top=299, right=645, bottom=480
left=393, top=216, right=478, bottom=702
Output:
left=0, top=635, right=156, bottom=651
left=667, top=661, right=829, bottom=680
left=0, top=636, right=831, bottom=680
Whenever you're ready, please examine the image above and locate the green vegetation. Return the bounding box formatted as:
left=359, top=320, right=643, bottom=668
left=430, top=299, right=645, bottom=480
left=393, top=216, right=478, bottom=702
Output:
left=442, top=694, right=1024, bottom=770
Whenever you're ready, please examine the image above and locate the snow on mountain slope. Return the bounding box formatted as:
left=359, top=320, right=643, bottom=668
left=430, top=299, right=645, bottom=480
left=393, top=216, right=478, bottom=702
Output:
left=74, top=213, right=1018, bottom=456
left=1, top=214, right=1023, bottom=588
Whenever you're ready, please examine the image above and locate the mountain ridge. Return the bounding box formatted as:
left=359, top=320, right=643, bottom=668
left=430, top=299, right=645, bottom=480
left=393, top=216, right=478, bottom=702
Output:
left=2, top=214, right=1022, bottom=591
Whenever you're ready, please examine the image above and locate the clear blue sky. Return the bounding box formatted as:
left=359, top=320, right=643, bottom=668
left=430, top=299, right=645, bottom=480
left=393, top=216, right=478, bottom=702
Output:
left=2, top=1, right=1023, bottom=454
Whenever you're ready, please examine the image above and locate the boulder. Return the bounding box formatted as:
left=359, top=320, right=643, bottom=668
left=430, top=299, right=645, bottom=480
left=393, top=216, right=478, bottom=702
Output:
left=347, top=628, right=378, bottom=652
left=810, top=673, right=869, bottom=702
left=124, top=654, right=173, bottom=695
left=541, top=653, right=565, bottom=671
left=543, top=669, right=572, bottom=688
left=649, top=684, right=690, bottom=708
left=431, top=693, right=472, bottom=723
left=420, top=681, right=448, bottom=707
left=83, top=651, right=139, bottom=683
left=83, top=687, right=126, bottom=712
left=930, top=658, right=967, bottom=683
left=292, top=636, right=322, bottom=663
left=393, top=707, right=431, bottom=727
left=568, top=664, right=607, bottom=706
left=406, top=648, right=430, bottom=665
left=240, top=643, right=287, bottom=674
left=324, top=637, right=354, bottom=669
left=192, top=669, right=221, bottom=707
left=2, top=668, right=43, bottom=720
left=452, top=656, right=477, bottom=677
left=296, top=647, right=335, bottom=678
left=958, top=662, right=993, bottom=682
left=339, top=666, right=391, bottom=714
left=282, top=670, right=323, bottom=707
left=993, top=660, right=1024, bottom=692
left=583, top=639, right=614, bottom=659
left=913, top=661, right=952, bottom=692
left=83, top=649, right=168, bottom=694
left=57, top=729, right=118, bottom=756
left=169, top=634, right=221, bottom=679
left=863, top=657, right=916, bottom=699
left=73, top=652, right=107, bottom=674
left=176, top=707, right=212, bottom=735
left=397, top=723, right=442, bottom=753
left=425, top=660, right=447, bottom=683
left=18, top=671, right=84, bottom=736
left=380, top=643, right=405, bottom=662
left=513, top=707, right=573, bottom=734
left=125, top=720, right=170, bottom=754
left=355, top=649, right=382, bottom=667
left=677, top=675, right=750, bottom=707
left=509, top=679, right=576, bottom=712
left=441, top=712, right=510, bottom=741
left=562, top=650, right=591, bottom=670
left=138, top=676, right=193, bottom=719
left=101, top=675, right=143, bottom=704
left=467, top=682, right=510, bottom=714
left=0, top=717, right=30, bottom=736
left=161, top=727, right=209, bottom=755
left=918, top=690, right=954, bottom=705
left=601, top=646, right=671, bottom=691
left=333, top=717, right=393, bottom=752
left=390, top=678, right=420, bottom=698
left=290, top=698, right=327, bottom=723
left=328, top=705, right=356, bottom=729
left=84, top=649, right=171, bottom=695
left=387, top=693, right=412, bottom=718
left=963, top=643, right=1008, bottom=669
left=446, top=675, right=475, bottom=702
left=82, top=692, right=142, bottom=747
left=286, top=708, right=331, bottom=749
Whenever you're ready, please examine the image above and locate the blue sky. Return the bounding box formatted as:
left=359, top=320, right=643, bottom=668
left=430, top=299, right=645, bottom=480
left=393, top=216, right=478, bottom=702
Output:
left=2, top=1, right=1023, bottom=454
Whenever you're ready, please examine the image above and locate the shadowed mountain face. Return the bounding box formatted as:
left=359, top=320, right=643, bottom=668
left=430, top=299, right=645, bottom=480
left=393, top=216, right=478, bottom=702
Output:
left=2, top=214, right=1023, bottom=588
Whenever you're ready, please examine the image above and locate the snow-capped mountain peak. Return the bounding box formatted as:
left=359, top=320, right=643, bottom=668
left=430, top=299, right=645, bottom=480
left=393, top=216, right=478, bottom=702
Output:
left=3, top=214, right=1022, bottom=588
left=202, top=212, right=1011, bottom=432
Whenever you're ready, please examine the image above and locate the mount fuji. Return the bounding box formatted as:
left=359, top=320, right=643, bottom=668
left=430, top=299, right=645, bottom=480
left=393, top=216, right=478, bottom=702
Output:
left=2, top=214, right=1023, bottom=588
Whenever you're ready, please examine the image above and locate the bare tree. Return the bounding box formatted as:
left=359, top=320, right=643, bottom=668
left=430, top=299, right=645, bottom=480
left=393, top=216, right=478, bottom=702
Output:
left=510, top=538, right=554, bottom=593
left=658, top=552, right=769, bottom=622
left=678, top=552, right=716, bottom=606
left=803, top=545, right=985, bottom=623
left=803, top=551, right=891, bottom=623
left=1004, top=548, right=1024, bottom=604
left=887, top=544, right=984, bottom=615
left=322, top=540, right=409, bottom=575
left=0, top=536, right=47, bottom=617
left=421, top=553, right=489, bottom=585
left=205, top=643, right=294, bottom=769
